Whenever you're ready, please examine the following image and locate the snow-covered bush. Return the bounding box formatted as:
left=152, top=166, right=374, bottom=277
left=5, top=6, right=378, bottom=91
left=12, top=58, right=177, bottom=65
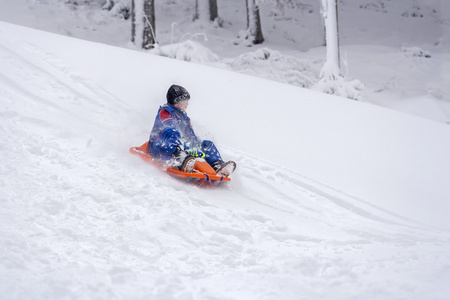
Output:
left=402, top=46, right=431, bottom=58
left=151, top=43, right=318, bottom=89
left=234, top=29, right=258, bottom=47
left=61, top=0, right=131, bottom=19
left=64, top=0, right=97, bottom=4
left=228, top=48, right=317, bottom=88
left=63, top=0, right=105, bottom=7
left=105, top=0, right=131, bottom=19
left=314, top=59, right=364, bottom=101
left=359, top=1, right=388, bottom=13
left=150, top=40, right=223, bottom=66
left=314, top=74, right=364, bottom=101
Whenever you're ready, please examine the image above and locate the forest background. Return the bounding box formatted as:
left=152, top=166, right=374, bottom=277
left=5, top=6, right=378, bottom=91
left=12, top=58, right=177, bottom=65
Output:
left=2, top=0, right=448, bottom=124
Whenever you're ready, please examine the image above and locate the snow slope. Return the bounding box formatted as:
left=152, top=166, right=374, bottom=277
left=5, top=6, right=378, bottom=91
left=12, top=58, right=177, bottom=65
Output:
left=1, top=22, right=450, bottom=300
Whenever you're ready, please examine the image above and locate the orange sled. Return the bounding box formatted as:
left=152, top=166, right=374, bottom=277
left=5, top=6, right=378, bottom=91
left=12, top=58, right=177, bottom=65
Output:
left=129, top=141, right=231, bottom=182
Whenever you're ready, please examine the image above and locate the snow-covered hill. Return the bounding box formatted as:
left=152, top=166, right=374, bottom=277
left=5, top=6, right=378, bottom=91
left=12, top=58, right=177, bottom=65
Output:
left=1, top=21, right=450, bottom=300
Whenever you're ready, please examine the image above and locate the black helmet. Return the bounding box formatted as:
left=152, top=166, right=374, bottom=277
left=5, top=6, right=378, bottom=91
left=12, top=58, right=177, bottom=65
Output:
left=166, top=84, right=190, bottom=105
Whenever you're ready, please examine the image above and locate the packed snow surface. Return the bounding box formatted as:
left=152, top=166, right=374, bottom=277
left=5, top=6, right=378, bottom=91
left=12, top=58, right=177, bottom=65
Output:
left=1, top=21, right=450, bottom=300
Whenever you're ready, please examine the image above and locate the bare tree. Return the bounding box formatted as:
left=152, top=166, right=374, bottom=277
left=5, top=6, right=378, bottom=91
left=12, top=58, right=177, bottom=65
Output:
left=194, top=0, right=220, bottom=23
left=131, top=0, right=156, bottom=49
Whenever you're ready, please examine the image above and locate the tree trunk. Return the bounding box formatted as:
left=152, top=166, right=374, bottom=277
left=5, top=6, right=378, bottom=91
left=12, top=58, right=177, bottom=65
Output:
left=195, top=0, right=219, bottom=22
left=247, top=0, right=264, bottom=44
left=321, top=0, right=340, bottom=76
left=209, top=0, right=219, bottom=22
left=131, top=0, right=156, bottom=49
left=245, top=0, right=249, bottom=28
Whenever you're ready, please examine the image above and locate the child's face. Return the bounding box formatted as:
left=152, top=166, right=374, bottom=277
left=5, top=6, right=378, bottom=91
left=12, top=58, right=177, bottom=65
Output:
left=175, top=100, right=189, bottom=112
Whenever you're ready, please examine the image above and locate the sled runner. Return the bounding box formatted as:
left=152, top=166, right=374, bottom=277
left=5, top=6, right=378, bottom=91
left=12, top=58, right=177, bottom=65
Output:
left=129, top=141, right=231, bottom=182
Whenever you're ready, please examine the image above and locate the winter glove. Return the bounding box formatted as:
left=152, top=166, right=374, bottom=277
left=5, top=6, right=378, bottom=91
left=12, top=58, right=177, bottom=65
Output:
left=185, top=147, right=205, bottom=158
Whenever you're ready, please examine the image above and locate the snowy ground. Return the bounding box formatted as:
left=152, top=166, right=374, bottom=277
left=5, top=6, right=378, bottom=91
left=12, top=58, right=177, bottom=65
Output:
left=1, top=1, right=450, bottom=299
left=1, top=19, right=450, bottom=300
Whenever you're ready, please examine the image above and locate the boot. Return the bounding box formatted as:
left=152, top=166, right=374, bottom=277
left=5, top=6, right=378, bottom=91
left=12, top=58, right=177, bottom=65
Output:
left=170, top=145, right=187, bottom=167
left=180, top=156, right=196, bottom=173
left=212, top=160, right=237, bottom=177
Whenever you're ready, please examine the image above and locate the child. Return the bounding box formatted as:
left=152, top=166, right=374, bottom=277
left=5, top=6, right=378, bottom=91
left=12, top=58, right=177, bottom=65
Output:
left=148, top=85, right=236, bottom=177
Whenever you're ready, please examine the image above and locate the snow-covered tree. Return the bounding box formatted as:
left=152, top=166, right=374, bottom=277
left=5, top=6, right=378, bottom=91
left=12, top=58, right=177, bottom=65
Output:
left=315, top=0, right=363, bottom=100
left=131, top=0, right=156, bottom=49
left=320, top=0, right=340, bottom=79
left=236, top=0, right=264, bottom=46
left=194, top=0, right=220, bottom=24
